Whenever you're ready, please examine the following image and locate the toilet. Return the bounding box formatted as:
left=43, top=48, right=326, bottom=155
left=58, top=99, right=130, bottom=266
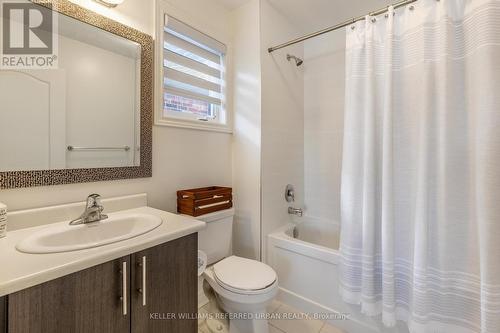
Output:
left=197, top=208, right=278, bottom=333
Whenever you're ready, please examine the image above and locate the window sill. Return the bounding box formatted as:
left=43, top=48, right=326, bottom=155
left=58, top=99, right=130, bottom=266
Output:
left=155, top=117, right=233, bottom=134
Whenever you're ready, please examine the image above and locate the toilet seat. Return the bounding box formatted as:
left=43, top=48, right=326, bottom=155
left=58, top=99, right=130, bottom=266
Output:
left=213, top=256, right=277, bottom=295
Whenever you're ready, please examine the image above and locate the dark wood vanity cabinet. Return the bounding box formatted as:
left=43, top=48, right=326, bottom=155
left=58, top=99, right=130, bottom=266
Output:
left=8, top=256, right=131, bottom=333
left=5, top=233, right=197, bottom=333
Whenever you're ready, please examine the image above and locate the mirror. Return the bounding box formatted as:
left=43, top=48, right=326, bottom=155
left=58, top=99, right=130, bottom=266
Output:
left=0, top=0, right=153, bottom=189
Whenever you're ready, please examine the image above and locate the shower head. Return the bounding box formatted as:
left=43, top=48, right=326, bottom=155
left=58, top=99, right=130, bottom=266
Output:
left=287, top=54, right=303, bottom=67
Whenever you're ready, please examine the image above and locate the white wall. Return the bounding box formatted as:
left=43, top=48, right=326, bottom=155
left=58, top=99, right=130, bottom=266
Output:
left=0, top=0, right=233, bottom=220
left=303, top=32, right=345, bottom=225
left=260, top=0, right=305, bottom=262
left=60, top=35, right=138, bottom=168
left=231, top=0, right=262, bottom=260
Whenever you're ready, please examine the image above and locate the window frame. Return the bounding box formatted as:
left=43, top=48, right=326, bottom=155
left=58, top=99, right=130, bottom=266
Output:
left=155, top=1, right=232, bottom=133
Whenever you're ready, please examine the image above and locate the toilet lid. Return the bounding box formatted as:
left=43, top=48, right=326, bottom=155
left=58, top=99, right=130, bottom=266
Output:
left=213, top=256, right=277, bottom=293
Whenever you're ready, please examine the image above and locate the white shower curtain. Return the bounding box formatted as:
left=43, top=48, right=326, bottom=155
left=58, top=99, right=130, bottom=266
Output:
left=339, top=0, right=500, bottom=332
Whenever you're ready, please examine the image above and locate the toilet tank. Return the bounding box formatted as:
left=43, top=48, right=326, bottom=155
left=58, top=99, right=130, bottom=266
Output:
left=196, top=208, right=234, bottom=265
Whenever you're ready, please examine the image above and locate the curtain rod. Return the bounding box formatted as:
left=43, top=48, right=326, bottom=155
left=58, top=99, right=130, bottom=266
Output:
left=267, top=0, right=418, bottom=53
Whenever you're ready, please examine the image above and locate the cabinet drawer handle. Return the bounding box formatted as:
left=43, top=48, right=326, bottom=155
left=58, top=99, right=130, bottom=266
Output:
left=138, top=256, right=147, bottom=306
left=121, top=261, right=128, bottom=316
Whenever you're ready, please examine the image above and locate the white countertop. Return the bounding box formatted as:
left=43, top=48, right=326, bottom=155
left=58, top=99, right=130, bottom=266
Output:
left=0, top=206, right=205, bottom=297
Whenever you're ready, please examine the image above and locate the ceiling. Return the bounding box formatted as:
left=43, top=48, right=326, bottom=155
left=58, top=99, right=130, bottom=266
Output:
left=214, top=0, right=250, bottom=10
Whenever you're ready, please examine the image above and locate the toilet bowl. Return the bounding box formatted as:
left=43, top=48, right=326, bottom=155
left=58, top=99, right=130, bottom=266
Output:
left=204, top=256, right=278, bottom=333
left=195, top=208, right=278, bottom=333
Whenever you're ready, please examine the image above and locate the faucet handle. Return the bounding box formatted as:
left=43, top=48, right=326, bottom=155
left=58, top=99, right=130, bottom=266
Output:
left=86, top=194, right=102, bottom=208
left=285, top=184, right=295, bottom=203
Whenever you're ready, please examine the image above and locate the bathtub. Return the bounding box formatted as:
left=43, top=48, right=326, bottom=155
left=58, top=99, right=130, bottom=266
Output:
left=268, top=221, right=402, bottom=333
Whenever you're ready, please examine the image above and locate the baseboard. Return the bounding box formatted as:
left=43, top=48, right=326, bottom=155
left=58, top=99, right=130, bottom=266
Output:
left=276, top=287, right=381, bottom=333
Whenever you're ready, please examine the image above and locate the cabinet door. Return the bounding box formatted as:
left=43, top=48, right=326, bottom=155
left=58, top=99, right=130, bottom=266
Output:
left=8, top=256, right=130, bottom=333
left=0, top=296, right=6, bottom=333
left=131, top=233, right=198, bottom=333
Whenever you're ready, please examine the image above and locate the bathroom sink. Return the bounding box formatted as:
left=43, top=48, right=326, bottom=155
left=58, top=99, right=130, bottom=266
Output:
left=16, top=213, right=163, bottom=254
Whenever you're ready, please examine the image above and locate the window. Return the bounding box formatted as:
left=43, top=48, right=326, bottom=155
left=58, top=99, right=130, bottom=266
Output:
left=159, top=15, right=228, bottom=130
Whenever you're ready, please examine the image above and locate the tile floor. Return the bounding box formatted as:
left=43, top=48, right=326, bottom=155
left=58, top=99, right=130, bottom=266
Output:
left=198, top=300, right=345, bottom=333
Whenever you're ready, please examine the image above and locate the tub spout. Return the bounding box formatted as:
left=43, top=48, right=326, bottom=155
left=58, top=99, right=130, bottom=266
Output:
left=288, top=207, right=303, bottom=217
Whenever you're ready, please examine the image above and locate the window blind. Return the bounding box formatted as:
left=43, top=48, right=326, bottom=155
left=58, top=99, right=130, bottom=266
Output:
left=163, top=16, right=226, bottom=112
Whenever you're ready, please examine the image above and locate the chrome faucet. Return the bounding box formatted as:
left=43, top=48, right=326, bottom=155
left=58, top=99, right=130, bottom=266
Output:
left=288, top=207, right=303, bottom=217
left=69, top=194, right=108, bottom=225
